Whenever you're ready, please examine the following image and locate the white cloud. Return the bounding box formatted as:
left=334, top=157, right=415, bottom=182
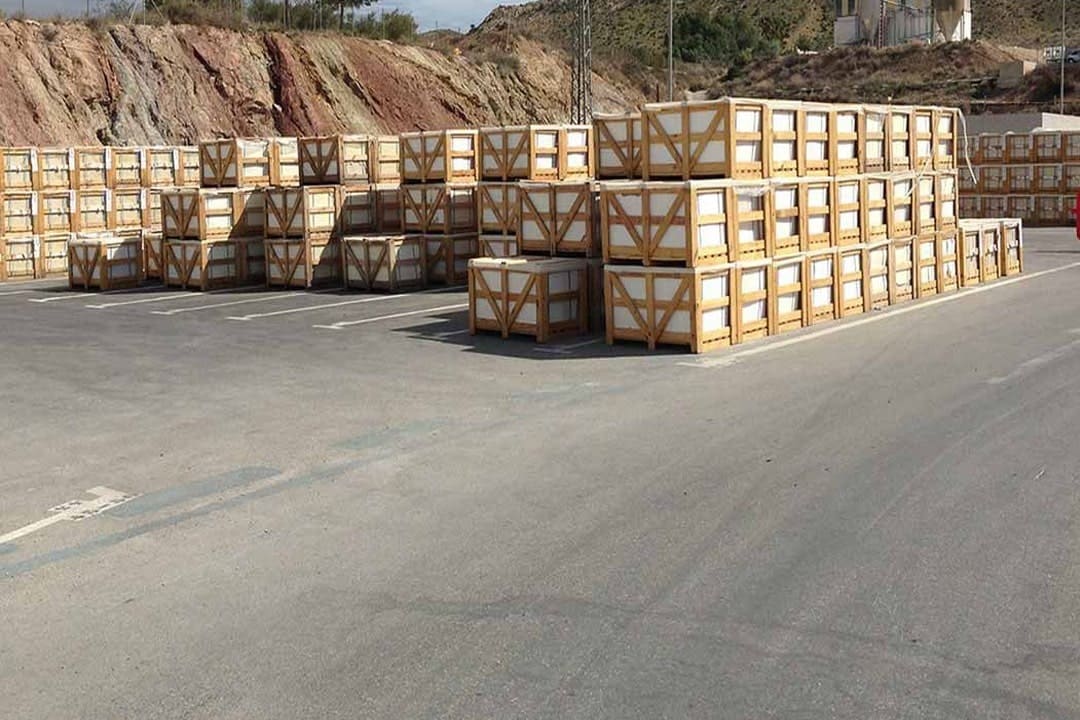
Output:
left=0, top=0, right=535, bottom=30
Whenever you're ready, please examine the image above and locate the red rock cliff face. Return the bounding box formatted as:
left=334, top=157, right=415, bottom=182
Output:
left=0, top=21, right=639, bottom=146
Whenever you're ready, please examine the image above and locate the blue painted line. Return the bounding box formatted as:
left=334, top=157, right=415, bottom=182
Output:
left=335, top=419, right=448, bottom=452
left=0, top=543, right=16, bottom=555
left=107, top=466, right=281, bottom=518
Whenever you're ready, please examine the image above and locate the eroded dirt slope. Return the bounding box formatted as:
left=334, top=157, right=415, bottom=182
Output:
left=0, top=21, right=641, bottom=146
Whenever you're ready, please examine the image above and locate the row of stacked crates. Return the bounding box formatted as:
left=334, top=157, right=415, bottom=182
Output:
left=959, top=129, right=1080, bottom=226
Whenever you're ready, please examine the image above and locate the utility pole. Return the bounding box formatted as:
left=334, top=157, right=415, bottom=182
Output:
left=571, top=0, right=592, bottom=124
left=1062, top=0, right=1067, bottom=114
left=667, top=0, right=674, bottom=101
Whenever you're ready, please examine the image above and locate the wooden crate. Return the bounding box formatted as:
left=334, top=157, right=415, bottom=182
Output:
left=68, top=233, right=142, bottom=290
left=264, top=186, right=338, bottom=240
left=519, top=181, right=597, bottom=256
left=1, top=191, right=38, bottom=236
left=374, top=185, right=402, bottom=233
left=39, top=232, right=71, bottom=277
left=887, top=174, right=915, bottom=238
left=200, top=138, right=274, bottom=188
left=146, top=147, right=183, bottom=188
left=110, top=147, right=145, bottom=189
left=179, top=146, right=201, bottom=188
left=863, top=175, right=889, bottom=243
left=300, top=134, right=369, bottom=185
left=1000, top=218, right=1023, bottom=276
left=479, top=125, right=594, bottom=182
left=231, top=235, right=264, bottom=283
left=478, top=182, right=520, bottom=236
left=1066, top=164, right=1080, bottom=194
left=2, top=235, right=38, bottom=279
left=75, top=190, right=110, bottom=234
left=424, top=233, right=478, bottom=285
left=770, top=180, right=804, bottom=257
left=912, top=107, right=936, bottom=169
left=273, top=138, right=301, bottom=187
left=978, top=221, right=1001, bottom=282
left=143, top=229, right=164, bottom=280
left=586, top=257, right=605, bottom=333
left=958, top=195, right=980, bottom=219
left=890, top=237, right=916, bottom=305
left=978, top=134, right=1006, bottom=165
left=980, top=165, right=1007, bottom=194
left=1035, top=195, right=1068, bottom=225
left=832, top=104, right=861, bottom=175
left=938, top=172, right=957, bottom=231
left=790, top=103, right=832, bottom=176
left=641, top=98, right=766, bottom=180
left=594, top=113, right=642, bottom=179
left=764, top=101, right=806, bottom=177
left=981, top=195, right=1008, bottom=218
left=838, top=246, right=866, bottom=317
left=915, top=174, right=938, bottom=236
left=861, top=105, right=888, bottom=173
left=934, top=108, right=958, bottom=170
left=146, top=188, right=163, bottom=232
left=1034, top=164, right=1064, bottom=194
left=38, top=190, right=75, bottom=235
left=735, top=259, right=771, bottom=343
left=265, top=234, right=341, bottom=288
left=958, top=166, right=978, bottom=194
left=958, top=221, right=983, bottom=287
left=164, top=238, right=241, bottom=290
left=770, top=254, right=806, bottom=334
left=1034, top=131, right=1064, bottom=163
left=915, top=233, right=939, bottom=298
left=479, top=234, right=518, bottom=258
left=1005, top=132, right=1036, bottom=164
left=730, top=182, right=770, bottom=261
left=113, top=188, right=150, bottom=231
left=806, top=248, right=837, bottom=324
left=339, top=185, right=376, bottom=234
left=1, top=147, right=38, bottom=192
left=937, top=229, right=960, bottom=293
left=865, top=240, right=891, bottom=309
left=400, top=130, right=478, bottom=184
left=403, top=183, right=477, bottom=235
left=161, top=188, right=245, bottom=240
left=343, top=234, right=426, bottom=292
left=469, top=257, right=588, bottom=342
left=803, top=179, right=833, bottom=252
left=599, top=180, right=731, bottom=266
left=72, top=147, right=109, bottom=190
left=960, top=132, right=980, bottom=168
left=371, top=136, right=401, bottom=184
left=1006, top=165, right=1034, bottom=194
left=604, top=263, right=734, bottom=353
left=1065, top=132, right=1080, bottom=163
left=833, top=177, right=862, bottom=247
left=38, top=148, right=74, bottom=190
left=1006, top=195, right=1036, bottom=223
left=887, top=106, right=914, bottom=172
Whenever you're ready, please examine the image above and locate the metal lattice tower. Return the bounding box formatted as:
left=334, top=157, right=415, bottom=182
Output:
left=571, top=0, right=593, bottom=124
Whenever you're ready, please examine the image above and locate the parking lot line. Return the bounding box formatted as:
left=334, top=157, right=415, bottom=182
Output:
left=533, top=338, right=605, bottom=355
left=228, top=286, right=465, bottom=321
left=85, top=285, right=264, bottom=309
left=30, top=286, right=161, bottom=304
left=150, top=291, right=308, bottom=315
left=0, top=290, right=31, bottom=297
left=313, top=303, right=468, bottom=330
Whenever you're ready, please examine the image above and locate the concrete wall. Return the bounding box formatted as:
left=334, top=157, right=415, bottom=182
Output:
left=964, top=113, right=1080, bottom=135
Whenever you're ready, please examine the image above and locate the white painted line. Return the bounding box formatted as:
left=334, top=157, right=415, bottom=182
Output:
left=230, top=285, right=465, bottom=321
left=0, top=290, right=31, bottom=297
left=30, top=286, right=160, bottom=303
left=680, top=262, right=1080, bottom=369
left=85, top=284, right=263, bottom=309
left=0, top=487, right=136, bottom=545
left=313, top=303, right=468, bottom=330
left=150, top=291, right=307, bottom=315
left=986, top=336, right=1080, bottom=384
left=534, top=338, right=605, bottom=355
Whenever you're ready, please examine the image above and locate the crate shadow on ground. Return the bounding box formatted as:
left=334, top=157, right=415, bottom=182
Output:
left=397, top=313, right=681, bottom=360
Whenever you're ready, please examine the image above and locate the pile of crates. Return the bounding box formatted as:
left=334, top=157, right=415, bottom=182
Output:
left=0, top=145, right=198, bottom=283
left=959, top=130, right=1080, bottom=226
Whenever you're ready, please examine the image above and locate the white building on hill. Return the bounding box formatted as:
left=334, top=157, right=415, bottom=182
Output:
left=834, top=0, right=973, bottom=47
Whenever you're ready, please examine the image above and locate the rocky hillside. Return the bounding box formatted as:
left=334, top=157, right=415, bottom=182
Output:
left=0, top=20, right=642, bottom=147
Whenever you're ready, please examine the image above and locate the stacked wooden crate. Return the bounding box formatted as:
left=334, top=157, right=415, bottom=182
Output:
left=959, top=129, right=1079, bottom=226
left=400, top=129, right=480, bottom=286
left=467, top=125, right=598, bottom=343
left=591, top=98, right=1010, bottom=354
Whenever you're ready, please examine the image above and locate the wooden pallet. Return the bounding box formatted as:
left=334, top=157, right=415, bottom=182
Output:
left=469, top=257, right=588, bottom=342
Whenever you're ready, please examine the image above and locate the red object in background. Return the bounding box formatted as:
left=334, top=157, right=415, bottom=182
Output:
left=1076, top=193, right=1080, bottom=240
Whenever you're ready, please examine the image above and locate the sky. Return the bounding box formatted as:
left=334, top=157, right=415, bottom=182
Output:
left=0, top=0, right=534, bottom=31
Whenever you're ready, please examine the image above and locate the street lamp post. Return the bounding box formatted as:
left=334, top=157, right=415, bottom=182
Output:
left=667, top=0, right=674, bottom=101
left=1062, top=0, right=1067, bottom=114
